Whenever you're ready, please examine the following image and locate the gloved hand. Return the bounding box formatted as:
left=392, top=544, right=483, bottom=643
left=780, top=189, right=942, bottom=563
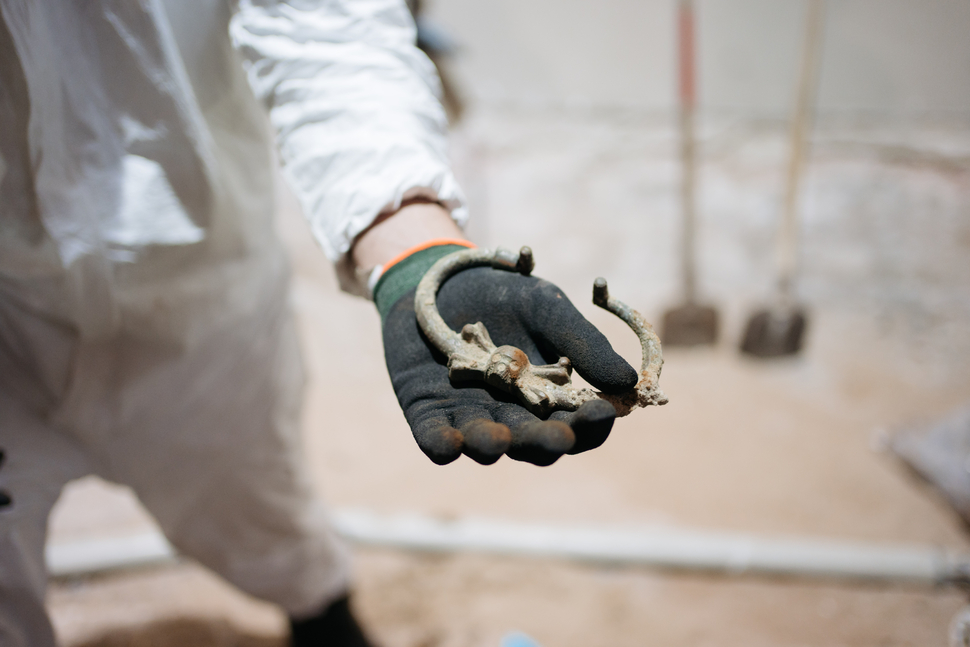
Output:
left=376, top=244, right=638, bottom=466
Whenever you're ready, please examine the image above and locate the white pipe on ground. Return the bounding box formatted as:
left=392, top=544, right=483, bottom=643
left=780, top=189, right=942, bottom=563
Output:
left=47, top=531, right=177, bottom=578
left=46, top=508, right=970, bottom=587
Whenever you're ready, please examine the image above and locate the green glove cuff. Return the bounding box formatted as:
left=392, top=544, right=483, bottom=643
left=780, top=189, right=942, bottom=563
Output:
left=373, top=244, right=471, bottom=323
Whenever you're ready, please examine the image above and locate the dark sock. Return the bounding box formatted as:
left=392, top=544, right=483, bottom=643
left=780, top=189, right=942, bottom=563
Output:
left=289, top=594, right=375, bottom=647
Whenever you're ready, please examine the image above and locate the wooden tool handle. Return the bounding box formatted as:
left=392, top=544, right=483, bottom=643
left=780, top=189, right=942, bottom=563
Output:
left=778, top=0, right=825, bottom=301
left=678, top=0, right=698, bottom=303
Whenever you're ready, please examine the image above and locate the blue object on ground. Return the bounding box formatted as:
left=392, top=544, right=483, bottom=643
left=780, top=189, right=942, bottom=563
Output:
left=501, top=632, right=541, bottom=647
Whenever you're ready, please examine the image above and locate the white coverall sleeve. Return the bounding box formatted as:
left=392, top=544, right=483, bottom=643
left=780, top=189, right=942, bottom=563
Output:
left=229, top=0, right=467, bottom=295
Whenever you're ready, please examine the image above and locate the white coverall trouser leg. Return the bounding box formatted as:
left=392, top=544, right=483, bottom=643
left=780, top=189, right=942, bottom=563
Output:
left=0, top=274, right=351, bottom=647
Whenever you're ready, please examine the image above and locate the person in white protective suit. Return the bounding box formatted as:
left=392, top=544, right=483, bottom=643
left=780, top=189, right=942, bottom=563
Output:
left=0, top=1, right=639, bottom=646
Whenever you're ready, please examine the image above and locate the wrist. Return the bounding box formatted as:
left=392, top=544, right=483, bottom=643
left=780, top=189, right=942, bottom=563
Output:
left=372, top=241, right=475, bottom=323
left=352, top=200, right=466, bottom=273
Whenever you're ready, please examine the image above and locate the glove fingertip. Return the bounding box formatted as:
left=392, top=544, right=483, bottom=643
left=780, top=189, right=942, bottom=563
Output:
left=461, top=419, right=512, bottom=465
left=592, top=360, right=639, bottom=394
left=565, top=399, right=617, bottom=454
left=413, top=422, right=464, bottom=465
left=507, top=420, right=575, bottom=466
left=557, top=343, right=638, bottom=394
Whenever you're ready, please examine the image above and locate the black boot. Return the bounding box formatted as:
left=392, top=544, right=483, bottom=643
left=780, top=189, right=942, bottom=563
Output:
left=289, top=594, right=376, bottom=647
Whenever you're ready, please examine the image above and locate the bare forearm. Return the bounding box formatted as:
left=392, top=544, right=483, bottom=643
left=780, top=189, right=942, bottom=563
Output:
left=351, top=201, right=466, bottom=273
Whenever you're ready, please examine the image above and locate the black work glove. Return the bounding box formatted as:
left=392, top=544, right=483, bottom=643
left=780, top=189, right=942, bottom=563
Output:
left=0, top=449, right=9, bottom=509
left=375, top=245, right=638, bottom=467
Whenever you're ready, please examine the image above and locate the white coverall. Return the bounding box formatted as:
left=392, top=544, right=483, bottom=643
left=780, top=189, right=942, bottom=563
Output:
left=0, top=1, right=465, bottom=644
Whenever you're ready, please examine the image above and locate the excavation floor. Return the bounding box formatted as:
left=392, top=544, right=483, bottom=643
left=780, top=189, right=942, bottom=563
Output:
left=47, top=112, right=970, bottom=647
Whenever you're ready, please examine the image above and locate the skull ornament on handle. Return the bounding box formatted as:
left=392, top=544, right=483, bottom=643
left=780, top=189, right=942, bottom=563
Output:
left=414, top=246, right=668, bottom=417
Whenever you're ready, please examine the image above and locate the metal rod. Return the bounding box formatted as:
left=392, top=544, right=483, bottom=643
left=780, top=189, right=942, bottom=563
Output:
left=678, top=0, right=698, bottom=303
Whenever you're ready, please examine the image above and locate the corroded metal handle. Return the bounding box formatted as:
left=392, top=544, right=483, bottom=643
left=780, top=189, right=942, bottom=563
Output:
left=415, top=246, right=668, bottom=417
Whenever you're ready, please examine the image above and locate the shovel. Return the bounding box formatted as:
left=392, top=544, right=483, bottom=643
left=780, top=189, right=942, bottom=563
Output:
left=662, top=0, right=719, bottom=347
left=740, top=0, right=825, bottom=358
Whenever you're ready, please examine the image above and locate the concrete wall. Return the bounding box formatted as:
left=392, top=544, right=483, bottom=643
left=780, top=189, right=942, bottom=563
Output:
left=429, top=0, right=970, bottom=117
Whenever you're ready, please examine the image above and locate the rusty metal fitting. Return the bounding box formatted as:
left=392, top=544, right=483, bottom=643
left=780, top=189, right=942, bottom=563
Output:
left=415, top=246, right=668, bottom=417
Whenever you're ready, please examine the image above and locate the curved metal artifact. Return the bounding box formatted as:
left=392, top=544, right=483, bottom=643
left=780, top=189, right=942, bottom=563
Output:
left=415, top=246, right=668, bottom=417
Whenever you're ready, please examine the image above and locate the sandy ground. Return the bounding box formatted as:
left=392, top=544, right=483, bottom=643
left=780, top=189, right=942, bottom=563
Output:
left=46, top=109, right=970, bottom=646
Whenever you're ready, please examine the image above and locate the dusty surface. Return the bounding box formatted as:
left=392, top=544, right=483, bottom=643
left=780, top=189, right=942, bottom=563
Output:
left=46, top=110, right=970, bottom=646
